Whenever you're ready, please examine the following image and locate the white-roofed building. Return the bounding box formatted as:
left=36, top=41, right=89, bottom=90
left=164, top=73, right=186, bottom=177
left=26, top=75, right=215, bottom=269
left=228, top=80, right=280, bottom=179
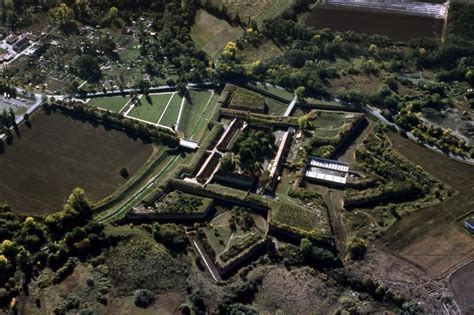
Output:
left=304, top=157, right=349, bottom=186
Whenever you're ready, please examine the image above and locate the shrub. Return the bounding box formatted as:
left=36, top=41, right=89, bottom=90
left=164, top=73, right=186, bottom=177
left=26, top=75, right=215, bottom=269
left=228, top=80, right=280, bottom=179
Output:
left=347, top=237, right=367, bottom=260
left=133, top=289, right=154, bottom=308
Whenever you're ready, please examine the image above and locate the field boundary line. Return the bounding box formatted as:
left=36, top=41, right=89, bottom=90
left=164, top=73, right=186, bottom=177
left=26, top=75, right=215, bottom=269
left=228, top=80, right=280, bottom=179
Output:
left=124, top=95, right=143, bottom=116
left=118, top=97, right=133, bottom=114
left=175, top=97, right=186, bottom=132
left=157, top=92, right=176, bottom=125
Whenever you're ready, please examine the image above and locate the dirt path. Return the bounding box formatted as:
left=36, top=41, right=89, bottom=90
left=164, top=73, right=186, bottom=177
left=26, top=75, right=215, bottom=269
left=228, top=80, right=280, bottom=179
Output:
left=324, top=189, right=348, bottom=258
left=377, top=132, right=474, bottom=280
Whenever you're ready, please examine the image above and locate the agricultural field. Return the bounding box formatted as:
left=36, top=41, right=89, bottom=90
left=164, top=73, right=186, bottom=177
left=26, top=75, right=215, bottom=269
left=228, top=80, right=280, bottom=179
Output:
left=450, top=262, right=474, bottom=314
left=0, top=110, right=153, bottom=215
left=87, top=95, right=131, bottom=113
left=270, top=203, right=321, bottom=236
left=377, top=132, right=474, bottom=280
left=191, top=10, right=243, bottom=58
left=303, top=2, right=444, bottom=41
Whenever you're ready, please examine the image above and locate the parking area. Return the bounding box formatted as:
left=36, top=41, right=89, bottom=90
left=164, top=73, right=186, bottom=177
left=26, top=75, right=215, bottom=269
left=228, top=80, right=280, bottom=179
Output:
left=0, top=95, right=35, bottom=117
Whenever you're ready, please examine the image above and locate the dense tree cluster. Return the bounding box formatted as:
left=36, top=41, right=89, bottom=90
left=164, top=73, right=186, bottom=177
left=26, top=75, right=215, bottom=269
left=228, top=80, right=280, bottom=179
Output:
left=0, top=188, right=115, bottom=309
left=233, top=129, right=275, bottom=176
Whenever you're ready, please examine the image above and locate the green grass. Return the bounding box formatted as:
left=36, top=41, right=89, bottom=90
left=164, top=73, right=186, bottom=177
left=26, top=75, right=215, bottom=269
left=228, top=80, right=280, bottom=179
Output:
left=265, top=97, right=289, bottom=115
left=447, top=2, right=474, bottom=41
left=312, top=112, right=346, bottom=129
left=88, top=96, right=130, bottom=112
left=128, top=93, right=173, bottom=123
left=227, top=84, right=266, bottom=112
left=255, top=83, right=294, bottom=101
left=180, top=89, right=217, bottom=139
left=159, top=94, right=183, bottom=127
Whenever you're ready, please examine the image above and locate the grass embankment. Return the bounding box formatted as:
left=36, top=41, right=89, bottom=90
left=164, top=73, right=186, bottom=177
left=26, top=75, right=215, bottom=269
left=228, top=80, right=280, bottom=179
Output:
left=180, top=89, right=219, bottom=140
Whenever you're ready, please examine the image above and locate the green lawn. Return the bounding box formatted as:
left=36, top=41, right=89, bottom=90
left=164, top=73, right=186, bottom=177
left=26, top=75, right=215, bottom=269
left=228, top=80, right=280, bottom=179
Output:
left=313, top=112, right=346, bottom=129
left=88, top=96, right=130, bottom=112
left=266, top=97, right=289, bottom=115
left=128, top=93, right=173, bottom=123
left=180, top=90, right=217, bottom=138
left=159, top=94, right=183, bottom=127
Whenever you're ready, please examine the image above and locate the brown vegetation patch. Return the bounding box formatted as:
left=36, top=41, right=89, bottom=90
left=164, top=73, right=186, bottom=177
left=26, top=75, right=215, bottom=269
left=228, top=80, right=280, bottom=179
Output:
left=329, top=74, right=382, bottom=94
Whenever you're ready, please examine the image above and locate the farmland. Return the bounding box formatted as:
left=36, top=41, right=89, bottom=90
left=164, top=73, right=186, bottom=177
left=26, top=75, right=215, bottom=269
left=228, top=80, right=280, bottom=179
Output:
left=378, top=132, right=474, bottom=280
left=191, top=10, right=243, bottom=58
left=304, top=4, right=444, bottom=41
left=270, top=203, right=321, bottom=235
left=0, top=110, right=153, bottom=215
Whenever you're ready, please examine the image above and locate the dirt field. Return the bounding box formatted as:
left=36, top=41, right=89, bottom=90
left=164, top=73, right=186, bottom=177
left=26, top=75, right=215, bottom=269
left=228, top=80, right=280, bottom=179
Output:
left=0, top=110, right=153, bottom=215
left=449, top=261, right=474, bottom=314
left=304, top=5, right=444, bottom=41
left=377, top=132, right=474, bottom=280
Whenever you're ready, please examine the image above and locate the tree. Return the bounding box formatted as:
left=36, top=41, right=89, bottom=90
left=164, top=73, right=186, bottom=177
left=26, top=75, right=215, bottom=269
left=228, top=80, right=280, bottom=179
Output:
left=119, top=167, right=129, bottom=178
left=295, top=86, right=306, bottom=100
left=347, top=237, right=367, bottom=260
left=466, top=69, right=474, bottom=84
left=72, top=54, right=101, bottom=80
left=133, top=289, right=154, bottom=308
left=220, top=154, right=235, bottom=172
